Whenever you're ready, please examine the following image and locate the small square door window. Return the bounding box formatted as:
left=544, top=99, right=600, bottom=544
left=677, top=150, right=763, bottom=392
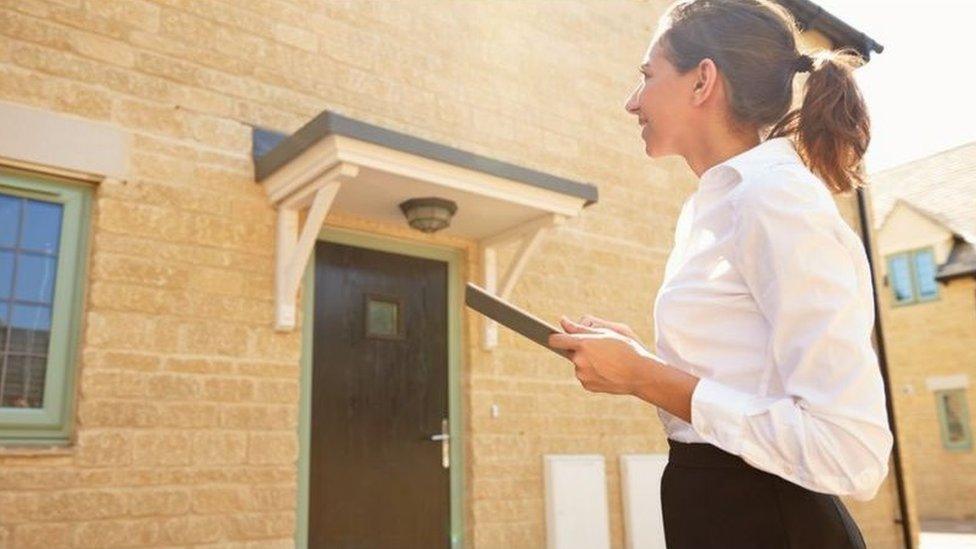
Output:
left=365, top=295, right=404, bottom=340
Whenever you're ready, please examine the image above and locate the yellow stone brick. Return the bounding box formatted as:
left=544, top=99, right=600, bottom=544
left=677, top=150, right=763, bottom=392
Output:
left=32, top=490, right=128, bottom=521
left=80, top=369, right=148, bottom=398
left=272, top=22, right=318, bottom=52
left=67, top=28, right=135, bottom=67
left=76, top=430, right=132, bottom=467
left=220, top=405, right=296, bottom=430
left=87, top=0, right=161, bottom=32
left=191, top=486, right=246, bottom=514
left=159, top=515, right=223, bottom=545
left=12, top=522, right=73, bottom=549
left=82, top=349, right=162, bottom=372
left=236, top=361, right=295, bottom=379
left=146, top=373, right=201, bottom=401
left=73, top=518, right=160, bottom=548
left=224, top=511, right=294, bottom=540
left=247, top=432, right=298, bottom=465
left=132, top=432, right=192, bottom=466
left=178, top=321, right=250, bottom=356
left=156, top=402, right=220, bottom=429
left=128, top=488, right=191, bottom=517
left=191, top=431, right=247, bottom=465
left=164, top=357, right=236, bottom=375
left=254, top=379, right=299, bottom=404
left=113, top=96, right=186, bottom=137
left=245, top=484, right=296, bottom=512
left=202, top=377, right=255, bottom=402
left=0, top=9, right=71, bottom=50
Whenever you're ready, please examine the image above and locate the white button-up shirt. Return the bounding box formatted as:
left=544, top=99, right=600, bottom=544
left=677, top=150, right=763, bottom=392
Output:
left=653, top=136, right=893, bottom=501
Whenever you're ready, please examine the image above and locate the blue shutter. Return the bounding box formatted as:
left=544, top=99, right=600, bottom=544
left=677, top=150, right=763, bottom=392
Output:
left=887, top=254, right=915, bottom=304
left=913, top=248, right=939, bottom=300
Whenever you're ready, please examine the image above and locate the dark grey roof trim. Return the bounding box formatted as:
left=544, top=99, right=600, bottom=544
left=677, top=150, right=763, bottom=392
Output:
left=936, top=236, right=976, bottom=282
left=252, top=110, right=598, bottom=206
left=776, top=0, right=884, bottom=60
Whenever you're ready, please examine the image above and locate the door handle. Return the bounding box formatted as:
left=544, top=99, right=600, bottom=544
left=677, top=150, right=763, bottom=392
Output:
left=429, top=418, right=450, bottom=469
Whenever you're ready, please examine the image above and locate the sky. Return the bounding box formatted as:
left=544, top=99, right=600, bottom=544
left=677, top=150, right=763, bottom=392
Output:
left=812, top=0, right=976, bottom=174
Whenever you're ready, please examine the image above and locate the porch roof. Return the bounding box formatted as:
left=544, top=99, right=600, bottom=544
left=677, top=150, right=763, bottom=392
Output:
left=253, top=110, right=598, bottom=206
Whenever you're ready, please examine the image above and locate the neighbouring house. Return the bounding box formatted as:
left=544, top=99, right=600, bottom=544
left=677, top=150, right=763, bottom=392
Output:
left=0, top=1, right=915, bottom=548
left=870, top=141, right=976, bottom=523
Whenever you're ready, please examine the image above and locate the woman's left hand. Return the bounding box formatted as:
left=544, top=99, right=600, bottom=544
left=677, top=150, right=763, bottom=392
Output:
left=548, top=316, right=665, bottom=396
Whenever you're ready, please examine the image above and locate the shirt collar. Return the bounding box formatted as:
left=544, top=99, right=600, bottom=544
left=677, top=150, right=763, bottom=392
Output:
left=698, top=137, right=801, bottom=189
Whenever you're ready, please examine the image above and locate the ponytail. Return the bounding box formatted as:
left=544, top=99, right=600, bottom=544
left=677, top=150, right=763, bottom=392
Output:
left=768, top=49, right=871, bottom=194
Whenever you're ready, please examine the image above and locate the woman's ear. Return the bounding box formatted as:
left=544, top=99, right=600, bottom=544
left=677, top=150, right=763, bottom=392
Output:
left=690, top=58, right=719, bottom=106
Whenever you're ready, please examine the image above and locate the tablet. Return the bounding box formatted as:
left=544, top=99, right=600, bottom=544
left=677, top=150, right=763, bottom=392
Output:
left=464, top=282, right=571, bottom=358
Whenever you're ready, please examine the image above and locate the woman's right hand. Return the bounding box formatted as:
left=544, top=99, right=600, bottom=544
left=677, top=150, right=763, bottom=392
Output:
left=576, top=315, right=642, bottom=345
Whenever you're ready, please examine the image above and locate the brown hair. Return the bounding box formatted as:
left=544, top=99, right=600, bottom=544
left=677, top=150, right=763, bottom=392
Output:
left=658, top=0, right=870, bottom=194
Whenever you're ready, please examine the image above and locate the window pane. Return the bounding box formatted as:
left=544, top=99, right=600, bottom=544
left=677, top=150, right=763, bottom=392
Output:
left=0, top=251, right=13, bottom=300
left=0, top=194, right=19, bottom=248
left=914, top=249, right=938, bottom=299
left=367, top=298, right=399, bottom=338
left=1, top=355, right=46, bottom=408
left=888, top=254, right=914, bottom=302
left=13, top=254, right=57, bottom=303
left=941, top=391, right=968, bottom=444
left=20, top=200, right=62, bottom=254
left=8, top=304, right=51, bottom=355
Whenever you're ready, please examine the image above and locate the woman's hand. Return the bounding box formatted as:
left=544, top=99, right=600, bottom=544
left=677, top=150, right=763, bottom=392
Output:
left=548, top=316, right=663, bottom=396
left=549, top=315, right=699, bottom=422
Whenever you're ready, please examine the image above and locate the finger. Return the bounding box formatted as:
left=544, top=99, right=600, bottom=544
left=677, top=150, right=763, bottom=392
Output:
left=548, top=333, right=582, bottom=350
left=560, top=316, right=600, bottom=335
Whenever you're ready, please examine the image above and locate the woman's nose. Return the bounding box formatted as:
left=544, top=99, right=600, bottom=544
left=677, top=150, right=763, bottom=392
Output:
left=624, top=86, right=641, bottom=114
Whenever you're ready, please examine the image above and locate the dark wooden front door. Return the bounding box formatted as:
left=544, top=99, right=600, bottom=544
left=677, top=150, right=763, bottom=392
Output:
left=309, top=240, right=450, bottom=548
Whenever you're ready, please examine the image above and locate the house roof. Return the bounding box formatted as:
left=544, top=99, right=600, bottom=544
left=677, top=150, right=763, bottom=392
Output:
left=775, top=0, right=884, bottom=59
left=870, top=141, right=976, bottom=244
left=936, top=237, right=976, bottom=282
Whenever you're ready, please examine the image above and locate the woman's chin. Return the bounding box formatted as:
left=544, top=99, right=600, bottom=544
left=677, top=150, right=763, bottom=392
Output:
left=643, top=138, right=662, bottom=158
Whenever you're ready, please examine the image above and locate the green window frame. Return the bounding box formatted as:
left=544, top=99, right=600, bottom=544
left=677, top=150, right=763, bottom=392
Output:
left=0, top=168, right=91, bottom=444
left=935, top=388, right=973, bottom=451
left=886, top=246, right=940, bottom=306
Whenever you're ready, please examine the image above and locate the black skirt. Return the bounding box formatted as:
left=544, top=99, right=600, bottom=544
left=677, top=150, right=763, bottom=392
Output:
left=661, top=439, right=867, bottom=549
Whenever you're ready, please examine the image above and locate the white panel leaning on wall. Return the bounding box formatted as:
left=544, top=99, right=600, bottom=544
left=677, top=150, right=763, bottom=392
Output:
left=543, top=454, right=611, bottom=549
left=620, top=454, right=669, bottom=549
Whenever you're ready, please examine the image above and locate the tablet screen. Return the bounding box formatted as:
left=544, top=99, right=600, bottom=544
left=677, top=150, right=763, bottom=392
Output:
left=465, top=282, right=571, bottom=358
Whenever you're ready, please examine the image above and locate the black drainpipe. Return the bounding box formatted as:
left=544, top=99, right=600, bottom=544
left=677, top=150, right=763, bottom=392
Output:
left=855, top=187, right=914, bottom=549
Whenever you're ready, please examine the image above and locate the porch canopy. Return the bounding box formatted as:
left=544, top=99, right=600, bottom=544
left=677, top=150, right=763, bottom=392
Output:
left=252, top=111, right=598, bottom=335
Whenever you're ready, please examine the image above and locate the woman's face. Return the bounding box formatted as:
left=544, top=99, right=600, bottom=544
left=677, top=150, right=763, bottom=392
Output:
left=624, top=40, right=699, bottom=158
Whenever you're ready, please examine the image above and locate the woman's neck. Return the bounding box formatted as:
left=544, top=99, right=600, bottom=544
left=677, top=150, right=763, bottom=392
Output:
left=684, top=130, right=761, bottom=177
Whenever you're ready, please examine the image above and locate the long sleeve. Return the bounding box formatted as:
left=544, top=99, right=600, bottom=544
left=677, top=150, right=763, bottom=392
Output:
left=689, top=174, right=894, bottom=501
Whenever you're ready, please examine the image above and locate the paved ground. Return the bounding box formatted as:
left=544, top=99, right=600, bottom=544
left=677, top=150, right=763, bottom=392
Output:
left=921, top=520, right=976, bottom=548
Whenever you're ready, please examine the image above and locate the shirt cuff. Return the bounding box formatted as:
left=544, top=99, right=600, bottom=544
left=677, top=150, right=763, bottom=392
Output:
left=690, top=377, right=753, bottom=455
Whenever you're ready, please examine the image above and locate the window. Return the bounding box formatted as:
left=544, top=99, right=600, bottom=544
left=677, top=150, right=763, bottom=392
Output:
left=886, top=247, right=940, bottom=305
left=935, top=388, right=973, bottom=451
left=0, top=169, right=91, bottom=443
left=364, top=294, right=404, bottom=340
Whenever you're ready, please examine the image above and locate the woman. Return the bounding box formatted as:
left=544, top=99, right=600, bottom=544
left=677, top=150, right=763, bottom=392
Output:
left=547, top=1, right=893, bottom=547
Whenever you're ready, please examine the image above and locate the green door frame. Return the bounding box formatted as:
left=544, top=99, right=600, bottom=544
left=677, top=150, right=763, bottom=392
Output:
left=295, top=225, right=466, bottom=548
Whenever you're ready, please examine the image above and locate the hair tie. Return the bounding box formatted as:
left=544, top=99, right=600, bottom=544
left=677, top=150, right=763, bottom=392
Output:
left=792, top=54, right=815, bottom=73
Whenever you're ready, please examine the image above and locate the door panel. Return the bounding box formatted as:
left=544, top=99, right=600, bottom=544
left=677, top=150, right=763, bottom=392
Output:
left=309, top=240, right=450, bottom=548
